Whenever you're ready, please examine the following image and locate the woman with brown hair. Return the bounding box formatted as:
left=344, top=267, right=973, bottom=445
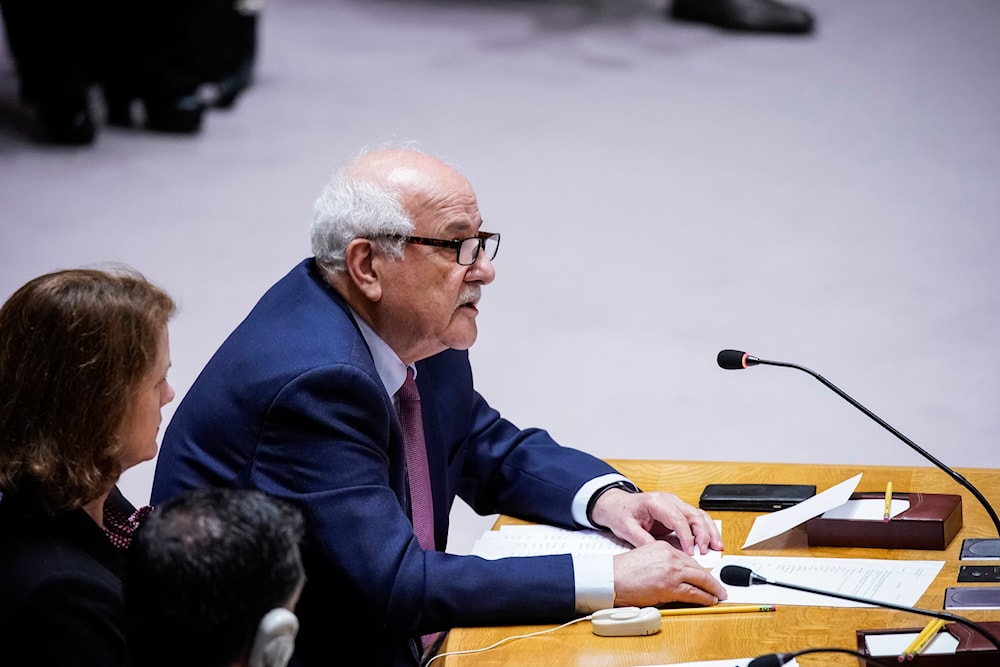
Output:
left=0, top=266, right=176, bottom=667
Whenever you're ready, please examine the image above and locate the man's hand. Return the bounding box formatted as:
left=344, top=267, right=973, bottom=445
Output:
left=612, top=542, right=728, bottom=607
left=590, top=489, right=723, bottom=556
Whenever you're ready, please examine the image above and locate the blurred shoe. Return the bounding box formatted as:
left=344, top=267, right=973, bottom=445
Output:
left=103, top=92, right=135, bottom=128
left=213, top=79, right=247, bottom=110
left=35, top=102, right=96, bottom=146
left=144, top=94, right=204, bottom=134
left=212, top=59, right=254, bottom=110
left=669, top=0, right=815, bottom=34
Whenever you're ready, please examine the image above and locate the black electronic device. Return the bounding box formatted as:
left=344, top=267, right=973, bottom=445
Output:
left=945, top=586, right=1000, bottom=610
left=957, top=565, right=1000, bottom=583
left=698, top=483, right=816, bottom=512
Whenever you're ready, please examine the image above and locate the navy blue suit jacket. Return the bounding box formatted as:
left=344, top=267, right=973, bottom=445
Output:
left=151, top=259, right=618, bottom=666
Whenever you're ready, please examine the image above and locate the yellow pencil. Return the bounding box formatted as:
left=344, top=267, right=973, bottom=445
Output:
left=884, top=481, right=894, bottom=522
left=899, top=618, right=945, bottom=661
left=659, top=604, right=775, bottom=617
left=898, top=619, right=936, bottom=661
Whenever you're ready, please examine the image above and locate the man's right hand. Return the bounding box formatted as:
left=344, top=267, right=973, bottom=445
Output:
left=612, top=542, right=728, bottom=607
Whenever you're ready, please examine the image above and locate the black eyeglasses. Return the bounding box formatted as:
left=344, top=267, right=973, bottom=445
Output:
left=388, top=231, right=500, bottom=266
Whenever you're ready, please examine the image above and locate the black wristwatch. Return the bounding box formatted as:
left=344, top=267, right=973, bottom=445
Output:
left=586, top=480, right=640, bottom=530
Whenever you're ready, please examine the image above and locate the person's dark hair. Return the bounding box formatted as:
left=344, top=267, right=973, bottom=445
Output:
left=0, top=266, right=176, bottom=510
left=124, top=488, right=306, bottom=667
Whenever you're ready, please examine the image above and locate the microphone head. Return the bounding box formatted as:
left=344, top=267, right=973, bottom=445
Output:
left=717, top=349, right=751, bottom=370
left=719, top=565, right=755, bottom=587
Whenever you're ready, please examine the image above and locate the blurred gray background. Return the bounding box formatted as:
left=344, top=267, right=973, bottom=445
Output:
left=2, top=0, right=998, bottom=553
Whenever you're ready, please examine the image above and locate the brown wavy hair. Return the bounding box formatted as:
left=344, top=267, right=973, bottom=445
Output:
left=0, top=267, right=176, bottom=511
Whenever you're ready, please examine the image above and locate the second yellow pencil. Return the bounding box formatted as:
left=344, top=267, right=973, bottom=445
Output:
left=659, top=604, right=776, bottom=617
left=884, top=481, right=894, bottom=522
left=899, top=618, right=945, bottom=660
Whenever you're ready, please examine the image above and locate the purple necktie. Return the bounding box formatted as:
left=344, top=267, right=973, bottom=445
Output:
left=397, top=368, right=435, bottom=550
left=399, top=369, right=448, bottom=656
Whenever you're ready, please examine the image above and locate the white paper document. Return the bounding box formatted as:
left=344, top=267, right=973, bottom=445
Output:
left=822, top=498, right=910, bottom=521
left=471, top=523, right=723, bottom=569
left=635, top=659, right=800, bottom=667
left=865, top=630, right=959, bottom=657
left=712, top=555, right=944, bottom=607
left=742, top=473, right=862, bottom=548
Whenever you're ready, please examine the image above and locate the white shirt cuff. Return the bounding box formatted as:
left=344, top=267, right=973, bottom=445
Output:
left=572, top=554, right=616, bottom=613
left=571, top=473, right=633, bottom=529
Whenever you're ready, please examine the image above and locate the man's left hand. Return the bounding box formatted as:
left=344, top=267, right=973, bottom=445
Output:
left=590, top=489, right=723, bottom=556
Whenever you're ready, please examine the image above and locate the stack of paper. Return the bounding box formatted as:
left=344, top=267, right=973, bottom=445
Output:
left=713, top=555, right=944, bottom=607
left=471, top=523, right=723, bottom=569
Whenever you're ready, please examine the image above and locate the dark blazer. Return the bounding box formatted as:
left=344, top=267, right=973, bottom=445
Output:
left=0, top=487, right=134, bottom=667
left=151, top=258, right=618, bottom=667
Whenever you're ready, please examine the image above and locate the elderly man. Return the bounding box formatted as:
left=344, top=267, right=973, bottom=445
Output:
left=151, top=144, right=726, bottom=667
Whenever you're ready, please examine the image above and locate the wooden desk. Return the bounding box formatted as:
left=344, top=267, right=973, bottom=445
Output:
left=440, top=460, right=1000, bottom=666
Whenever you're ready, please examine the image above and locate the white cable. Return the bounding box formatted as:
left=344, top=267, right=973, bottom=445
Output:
left=424, top=615, right=592, bottom=666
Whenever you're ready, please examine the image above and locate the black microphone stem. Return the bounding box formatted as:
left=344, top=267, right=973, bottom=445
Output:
left=756, top=357, right=1000, bottom=538
left=749, top=647, right=899, bottom=667
left=761, top=576, right=1000, bottom=650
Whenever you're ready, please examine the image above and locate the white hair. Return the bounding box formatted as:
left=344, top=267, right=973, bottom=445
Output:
left=311, top=140, right=439, bottom=273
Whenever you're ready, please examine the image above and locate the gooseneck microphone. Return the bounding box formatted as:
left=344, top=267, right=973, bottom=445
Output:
left=716, top=349, right=1000, bottom=555
left=719, top=565, right=1000, bottom=651
left=747, top=647, right=897, bottom=667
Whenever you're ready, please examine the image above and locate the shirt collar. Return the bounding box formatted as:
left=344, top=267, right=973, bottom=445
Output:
left=348, top=307, right=413, bottom=397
